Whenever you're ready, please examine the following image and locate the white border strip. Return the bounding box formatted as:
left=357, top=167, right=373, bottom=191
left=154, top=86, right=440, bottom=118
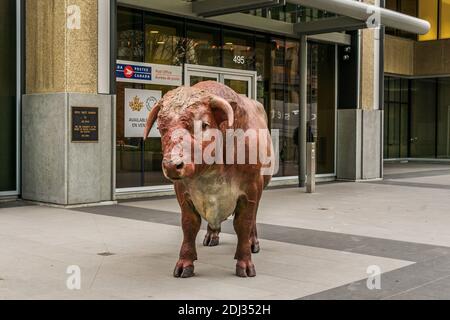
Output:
left=98, top=0, right=111, bottom=94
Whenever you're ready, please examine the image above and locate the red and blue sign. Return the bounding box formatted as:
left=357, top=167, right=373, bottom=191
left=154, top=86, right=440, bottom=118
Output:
left=116, top=62, right=152, bottom=82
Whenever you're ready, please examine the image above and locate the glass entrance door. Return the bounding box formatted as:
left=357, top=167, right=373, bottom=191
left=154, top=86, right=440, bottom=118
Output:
left=0, top=0, right=18, bottom=196
left=185, top=64, right=256, bottom=99
left=308, top=43, right=337, bottom=176
left=223, top=75, right=251, bottom=97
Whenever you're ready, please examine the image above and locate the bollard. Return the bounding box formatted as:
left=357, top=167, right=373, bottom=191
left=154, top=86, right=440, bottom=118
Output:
left=306, top=142, right=316, bottom=194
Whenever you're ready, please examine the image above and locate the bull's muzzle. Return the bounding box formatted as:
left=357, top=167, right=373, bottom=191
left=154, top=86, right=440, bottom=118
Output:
left=162, top=158, right=185, bottom=180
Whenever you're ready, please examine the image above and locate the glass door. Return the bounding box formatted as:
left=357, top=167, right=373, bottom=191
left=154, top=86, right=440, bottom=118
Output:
left=0, top=0, right=18, bottom=196
left=308, top=43, right=337, bottom=176
left=185, top=64, right=257, bottom=99
left=410, top=78, right=437, bottom=158
left=223, top=74, right=252, bottom=97
left=188, top=71, right=219, bottom=86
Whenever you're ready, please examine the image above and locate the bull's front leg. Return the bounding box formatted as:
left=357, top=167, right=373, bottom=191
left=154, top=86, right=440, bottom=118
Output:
left=251, top=223, right=260, bottom=254
left=234, top=195, right=259, bottom=278
left=174, top=198, right=201, bottom=278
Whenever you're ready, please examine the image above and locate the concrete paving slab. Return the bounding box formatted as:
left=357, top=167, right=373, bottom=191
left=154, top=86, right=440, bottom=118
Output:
left=0, top=206, right=411, bottom=300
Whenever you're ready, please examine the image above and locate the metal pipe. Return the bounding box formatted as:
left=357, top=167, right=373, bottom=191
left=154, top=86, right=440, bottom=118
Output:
left=288, top=0, right=430, bottom=35
left=299, top=35, right=308, bottom=188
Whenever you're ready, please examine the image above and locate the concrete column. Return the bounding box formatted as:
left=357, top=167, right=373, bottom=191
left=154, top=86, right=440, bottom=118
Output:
left=336, top=0, right=384, bottom=181
left=22, top=0, right=115, bottom=205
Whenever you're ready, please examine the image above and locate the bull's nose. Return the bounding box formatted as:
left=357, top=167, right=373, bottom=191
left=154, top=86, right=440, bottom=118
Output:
left=163, top=158, right=185, bottom=179
left=176, top=162, right=184, bottom=170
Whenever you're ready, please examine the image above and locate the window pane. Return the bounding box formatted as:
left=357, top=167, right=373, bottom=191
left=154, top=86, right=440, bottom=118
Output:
left=117, top=8, right=144, bottom=62
left=418, top=0, right=438, bottom=41
left=116, top=8, right=145, bottom=189
left=222, top=29, right=255, bottom=70
left=0, top=0, right=16, bottom=192
left=410, top=79, right=437, bottom=158
left=270, top=38, right=286, bottom=177
left=437, top=78, right=450, bottom=158
left=116, top=82, right=145, bottom=189
left=186, top=22, right=221, bottom=67
left=255, top=36, right=270, bottom=106
left=284, top=40, right=300, bottom=177
left=309, top=43, right=336, bottom=174
left=144, top=14, right=184, bottom=66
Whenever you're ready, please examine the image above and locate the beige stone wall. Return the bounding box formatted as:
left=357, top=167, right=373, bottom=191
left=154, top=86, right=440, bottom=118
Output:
left=26, top=0, right=98, bottom=94
left=385, top=36, right=450, bottom=77
left=384, top=35, right=414, bottom=76
left=360, top=28, right=375, bottom=111
left=414, top=39, right=450, bottom=76
left=359, top=0, right=377, bottom=111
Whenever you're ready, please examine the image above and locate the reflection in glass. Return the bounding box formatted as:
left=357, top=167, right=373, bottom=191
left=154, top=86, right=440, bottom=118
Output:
left=271, top=39, right=285, bottom=177
left=309, top=43, right=336, bottom=174
left=410, top=79, right=437, bottom=157
left=190, top=76, right=218, bottom=86
left=270, top=39, right=300, bottom=177
left=223, top=30, right=255, bottom=70
left=186, top=23, right=221, bottom=67
left=224, top=79, right=249, bottom=97
left=144, top=14, right=184, bottom=66
left=255, top=36, right=270, bottom=107
left=0, top=0, right=16, bottom=192
left=437, top=78, right=450, bottom=158
left=384, top=77, right=409, bottom=159
left=284, top=40, right=300, bottom=177
left=117, top=8, right=144, bottom=62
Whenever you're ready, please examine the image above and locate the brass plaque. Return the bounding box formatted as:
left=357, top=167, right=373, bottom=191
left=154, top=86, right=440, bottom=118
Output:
left=72, top=107, right=99, bottom=143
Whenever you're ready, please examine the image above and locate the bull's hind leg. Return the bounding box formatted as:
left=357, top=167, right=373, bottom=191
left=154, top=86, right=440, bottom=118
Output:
left=203, top=225, right=221, bottom=247
left=174, top=199, right=201, bottom=278
left=234, top=195, right=258, bottom=278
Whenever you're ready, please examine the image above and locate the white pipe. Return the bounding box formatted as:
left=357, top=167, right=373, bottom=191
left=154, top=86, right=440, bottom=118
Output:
left=288, top=0, right=430, bottom=35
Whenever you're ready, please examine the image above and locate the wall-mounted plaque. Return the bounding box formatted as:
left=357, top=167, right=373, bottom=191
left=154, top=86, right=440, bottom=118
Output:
left=72, top=107, right=99, bottom=143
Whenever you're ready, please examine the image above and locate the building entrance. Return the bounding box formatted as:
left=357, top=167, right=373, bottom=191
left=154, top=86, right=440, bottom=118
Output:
left=185, top=64, right=257, bottom=99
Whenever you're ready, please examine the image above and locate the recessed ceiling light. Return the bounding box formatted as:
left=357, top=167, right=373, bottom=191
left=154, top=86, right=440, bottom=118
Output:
left=225, top=42, right=233, bottom=45
left=150, top=30, right=159, bottom=34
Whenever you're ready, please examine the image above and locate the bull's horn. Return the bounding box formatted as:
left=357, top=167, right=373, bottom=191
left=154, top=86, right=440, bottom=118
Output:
left=210, top=96, right=234, bottom=128
left=143, top=102, right=161, bottom=141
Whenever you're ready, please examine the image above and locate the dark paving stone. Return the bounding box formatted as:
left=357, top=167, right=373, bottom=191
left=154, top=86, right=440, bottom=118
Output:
left=384, top=169, right=450, bottom=180
left=301, top=254, right=450, bottom=300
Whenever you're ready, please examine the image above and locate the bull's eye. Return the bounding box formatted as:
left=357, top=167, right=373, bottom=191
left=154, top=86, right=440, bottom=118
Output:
left=202, top=122, right=210, bottom=131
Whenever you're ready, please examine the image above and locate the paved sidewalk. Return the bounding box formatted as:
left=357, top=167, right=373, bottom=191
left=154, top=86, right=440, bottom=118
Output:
left=1, top=162, right=449, bottom=300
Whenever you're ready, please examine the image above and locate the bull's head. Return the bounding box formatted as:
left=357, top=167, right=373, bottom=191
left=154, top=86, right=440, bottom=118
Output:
left=143, top=86, right=234, bottom=181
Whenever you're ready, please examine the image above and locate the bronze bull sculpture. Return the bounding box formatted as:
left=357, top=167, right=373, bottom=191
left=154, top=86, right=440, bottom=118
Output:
left=144, top=81, right=274, bottom=278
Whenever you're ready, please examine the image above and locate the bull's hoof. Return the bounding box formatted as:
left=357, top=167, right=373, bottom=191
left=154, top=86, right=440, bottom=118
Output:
left=251, top=242, right=261, bottom=254
left=236, top=261, right=256, bottom=278
left=203, top=234, right=220, bottom=247
left=173, top=264, right=195, bottom=278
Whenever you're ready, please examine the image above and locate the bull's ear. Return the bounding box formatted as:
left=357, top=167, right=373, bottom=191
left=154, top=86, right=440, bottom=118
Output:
left=209, top=95, right=234, bottom=128
left=143, top=101, right=162, bottom=141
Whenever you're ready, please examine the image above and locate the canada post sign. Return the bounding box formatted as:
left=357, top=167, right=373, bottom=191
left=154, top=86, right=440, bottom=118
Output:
left=116, top=63, right=152, bottom=82
left=116, top=60, right=182, bottom=86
